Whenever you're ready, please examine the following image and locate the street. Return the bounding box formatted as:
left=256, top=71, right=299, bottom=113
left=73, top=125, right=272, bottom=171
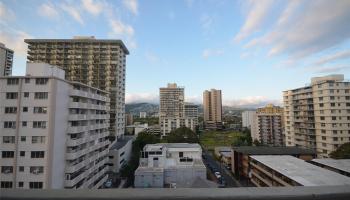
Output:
left=202, top=150, right=240, bottom=187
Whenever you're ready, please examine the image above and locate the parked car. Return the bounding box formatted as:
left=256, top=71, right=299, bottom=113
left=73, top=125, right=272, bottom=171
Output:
left=214, top=172, right=221, bottom=179
left=104, top=179, right=112, bottom=188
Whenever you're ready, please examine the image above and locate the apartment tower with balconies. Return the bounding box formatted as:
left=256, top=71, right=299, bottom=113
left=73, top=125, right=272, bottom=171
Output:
left=203, top=89, right=223, bottom=130
left=24, top=36, right=128, bottom=138
left=283, top=74, right=350, bottom=157
left=0, top=43, right=14, bottom=76
left=0, top=63, right=110, bottom=189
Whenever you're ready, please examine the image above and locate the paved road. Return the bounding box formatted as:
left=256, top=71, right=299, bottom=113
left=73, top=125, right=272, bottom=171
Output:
left=202, top=150, right=239, bottom=187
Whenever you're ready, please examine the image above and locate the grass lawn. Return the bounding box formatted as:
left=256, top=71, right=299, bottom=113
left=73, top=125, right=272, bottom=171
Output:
left=199, top=130, right=244, bottom=150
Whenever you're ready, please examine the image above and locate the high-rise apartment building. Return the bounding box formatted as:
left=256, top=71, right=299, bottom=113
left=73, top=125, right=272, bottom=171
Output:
left=24, top=36, right=128, bottom=138
left=0, top=43, right=14, bottom=76
left=251, top=104, right=284, bottom=146
left=242, top=110, right=256, bottom=129
left=0, top=63, right=110, bottom=189
left=203, top=89, right=223, bottom=130
left=283, top=74, right=350, bottom=157
left=185, top=103, right=199, bottom=130
left=159, top=83, right=196, bottom=136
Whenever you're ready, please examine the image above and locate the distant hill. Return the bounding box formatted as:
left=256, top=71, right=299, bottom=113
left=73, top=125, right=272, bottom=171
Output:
left=125, top=103, right=159, bottom=116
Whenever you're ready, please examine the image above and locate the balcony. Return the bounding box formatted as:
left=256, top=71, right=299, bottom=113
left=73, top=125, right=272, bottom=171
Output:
left=66, top=148, right=89, bottom=160
left=68, top=114, right=88, bottom=121
left=64, top=171, right=87, bottom=187
left=1, top=186, right=350, bottom=199
left=69, top=102, right=88, bottom=109
left=67, top=126, right=89, bottom=133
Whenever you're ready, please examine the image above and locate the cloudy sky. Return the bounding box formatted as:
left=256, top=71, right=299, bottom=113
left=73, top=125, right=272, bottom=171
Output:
left=1, top=0, right=350, bottom=107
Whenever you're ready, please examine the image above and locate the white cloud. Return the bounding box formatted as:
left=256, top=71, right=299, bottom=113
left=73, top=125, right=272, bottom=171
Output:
left=202, top=48, right=224, bottom=58
left=61, top=3, right=84, bottom=25
left=123, top=0, right=138, bottom=15
left=126, top=93, right=159, bottom=104
left=0, top=28, right=31, bottom=56
left=234, top=0, right=274, bottom=42
left=38, top=3, right=59, bottom=19
left=200, top=14, right=214, bottom=30
left=223, top=96, right=282, bottom=108
left=312, top=66, right=350, bottom=74
left=244, top=0, right=350, bottom=59
left=109, top=19, right=134, bottom=37
left=0, top=1, right=15, bottom=22
left=81, top=0, right=104, bottom=16
left=313, top=50, right=350, bottom=66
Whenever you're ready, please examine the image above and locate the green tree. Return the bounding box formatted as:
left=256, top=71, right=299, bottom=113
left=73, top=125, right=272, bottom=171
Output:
left=232, top=132, right=252, bottom=147
left=166, top=127, right=199, bottom=143
left=253, top=139, right=262, bottom=146
left=330, top=142, right=350, bottom=159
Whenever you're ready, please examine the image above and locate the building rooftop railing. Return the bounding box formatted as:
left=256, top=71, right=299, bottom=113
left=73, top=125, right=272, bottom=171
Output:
left=1, top=186, right=350, bottom=200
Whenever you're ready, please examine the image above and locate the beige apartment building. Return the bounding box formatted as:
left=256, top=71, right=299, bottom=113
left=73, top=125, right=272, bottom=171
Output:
left=159, top=83, right=197, bottom=136
left=251, top=104, right=284, bottom=146
left=0, top=63, right=110, bottom=189
left=24, top=36, right=128, bottom=138
left=283, top=74, right=350, bottom=157
left=203, top=89, right=223, bottom=130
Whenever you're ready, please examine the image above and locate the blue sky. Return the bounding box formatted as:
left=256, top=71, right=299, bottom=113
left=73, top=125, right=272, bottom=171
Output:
left=1, top=0, right=350, bottom=107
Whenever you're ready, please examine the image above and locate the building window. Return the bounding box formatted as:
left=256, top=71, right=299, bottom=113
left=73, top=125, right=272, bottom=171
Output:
left=322, top=136, right=326, bottom=140
left=0, top=181, right=13, bottom=188
left=2, top=151, right=14, bottom=158
left=25, top=78, right=30, bottom=83
left=319, top=103, right=324, bottom=107
left=6, top=92, right=18, bottom=99
left=32, top=136, right=45, bottom=144
left=4, top=121, right=16, bottom=129
left=1, top=166, right=13, bottom=174
left=24, top=92, right=29, bottom=98
left=7, top=78, right=19, bottom=85
left=18, top=182, right=24, bottom=188
left=5, top=107, right=17, bottom=114
left=20, top=151, right=25, bottom=157
left=34, top=92, right=48, bottom=99
left=19, top=166, right=24, bottom=172
left=33, top=121, right=46, bottom=129
left=179, top=152, right=184, bottom=158
left=345, top=89, right=349, bottom=94
left=23, top=107, right=28, bottom=112
left=30, top=166, right=44, bottom=174
left=320, top=116, right=325, bottom=120
left=21, top=136, right=26, bottom=142
left=33, top=107, right=47, bottom=114
left=22, top=121, right=27, bottom=127
left=3, top=136, right=15, bottom=143
left=29, top=182, right=43, bottom=189
left=332, top=116, right=336, bottom=120
left=333, top=137, right=338, bottom=141
left=35, top=78, right=48, bottom=85
left=331, top=103, right=335, bottom=107
left=31, top=151, right=45, bottom=158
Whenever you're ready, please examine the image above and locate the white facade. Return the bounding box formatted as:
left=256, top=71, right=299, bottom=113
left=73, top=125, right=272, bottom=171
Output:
left=242, top=111, right=256, bottom=129
left=0, top=43, right=13, bottom=76
left=134, top=143, right=207, bottom=188
left=0, top=63, right=110, bottom=189
left=139, top=112, right=147, bottom=118
left=107, top=136, right=133, bottom=173
left=159, top=83, right=196, bottom=136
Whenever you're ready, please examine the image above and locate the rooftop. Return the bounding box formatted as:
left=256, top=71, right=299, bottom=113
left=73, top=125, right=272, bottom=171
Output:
left=232, top=146, right=316, bottom=155
left=311, top=159, right=350, bottom=174
left=24, top=37, right=129, bottom=54
left=251, top=155, right=350, bottom=186
left=145, top=143, right=201, bottom=150
left=110, top=136, right=134, bottom=150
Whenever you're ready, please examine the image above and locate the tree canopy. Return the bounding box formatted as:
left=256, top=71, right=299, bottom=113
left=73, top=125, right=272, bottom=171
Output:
left=167, top=127, right=199, bottom=143
left=330, top=142, right=350, bottom=159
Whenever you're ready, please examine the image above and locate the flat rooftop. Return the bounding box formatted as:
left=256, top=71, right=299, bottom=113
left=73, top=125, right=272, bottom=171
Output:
left=232, top=146, right=316, bottom=155
left=311, top=159, right=350, bottom=174
left=250, top=155, right=350, bottom=186
left=110, top=136, right=134, bottom=150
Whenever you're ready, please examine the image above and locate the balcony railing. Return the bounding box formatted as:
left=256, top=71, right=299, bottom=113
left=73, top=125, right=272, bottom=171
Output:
left=1, top=186, right=350, bottom=200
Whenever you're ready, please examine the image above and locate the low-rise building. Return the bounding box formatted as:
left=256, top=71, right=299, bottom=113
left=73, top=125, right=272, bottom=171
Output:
left=107, top=136, right=134, bottom=173
left=231, top=146, right=316, bottom=181
left=249, top=155, right=350, bottom=187
left=0, top=63, right=110, bottom=189
left=125, top=124, right=148, bottom=136
left=134, top=143, right=211, bottom=188
left=310, top=159, right=350, bottom=177
left=140, top=112, right=147, bottom=118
